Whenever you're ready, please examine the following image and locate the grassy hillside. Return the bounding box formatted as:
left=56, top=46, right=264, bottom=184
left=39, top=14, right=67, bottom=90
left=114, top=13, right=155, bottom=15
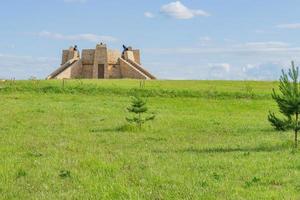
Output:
left=0, top=80, right=299, bottom=199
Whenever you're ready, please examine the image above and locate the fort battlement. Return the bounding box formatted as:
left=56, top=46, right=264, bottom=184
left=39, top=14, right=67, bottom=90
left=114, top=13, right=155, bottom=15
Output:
left=47, top=44, right=156, bottom=80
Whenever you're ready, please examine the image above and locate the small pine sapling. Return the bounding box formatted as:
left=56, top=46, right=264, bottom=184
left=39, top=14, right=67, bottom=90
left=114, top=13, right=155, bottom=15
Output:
left=268, top=61, right=300, bottom=148
left=126, top=96, right=155, bottom=129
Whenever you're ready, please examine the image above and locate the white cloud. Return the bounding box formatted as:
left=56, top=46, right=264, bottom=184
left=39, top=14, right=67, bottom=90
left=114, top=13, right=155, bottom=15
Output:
left=209, top=63, right=231, bottom=72
left=35, top=31, right=117, bottom=43
left=276, top=23, right=300, bottom=29
left=145, top=41, right=294, bottom=54
left=198, top=36, right=212, bottom=46
left=242, top=64, right=255, bottom=72
left=143, top=40, right=300, bottom=80
left=0, top=54, right=59, bottom=79
left=0, top=44, right=15, bottom=49
left=144, top=12, right=155, bottom=18
left=224, top=38, right=235, bottom=43
left=64, top=0, right=87, bottom=3
left=254, top=30, right=266, bottom=34
left=160, top=1, right=210, bottom=19
left=208, top=63, right=231, bottom=79
left=241, top=41, right=289, bottom=49
left=199, top=36, right=212, bottom=42
left=242, top=62, right=285, bottom=80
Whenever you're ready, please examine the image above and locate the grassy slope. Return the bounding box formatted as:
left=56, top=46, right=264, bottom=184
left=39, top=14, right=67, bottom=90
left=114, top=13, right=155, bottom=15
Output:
left=0, top=80, right=299, bottom=199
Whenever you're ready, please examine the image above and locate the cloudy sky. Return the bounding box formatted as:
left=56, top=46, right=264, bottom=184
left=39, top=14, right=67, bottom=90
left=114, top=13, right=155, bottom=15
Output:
left=1, top=0, right=300, bottom=80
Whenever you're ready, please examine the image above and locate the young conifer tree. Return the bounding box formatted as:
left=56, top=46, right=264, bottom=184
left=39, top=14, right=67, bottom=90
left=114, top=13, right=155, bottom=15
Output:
left=126, top=96, right=155, bottom=129
left=268, top=61, right=300, bottom=148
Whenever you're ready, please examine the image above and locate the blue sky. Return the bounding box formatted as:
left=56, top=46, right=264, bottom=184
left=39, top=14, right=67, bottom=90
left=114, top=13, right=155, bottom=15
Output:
left=1, top=0, right=300, bottom=80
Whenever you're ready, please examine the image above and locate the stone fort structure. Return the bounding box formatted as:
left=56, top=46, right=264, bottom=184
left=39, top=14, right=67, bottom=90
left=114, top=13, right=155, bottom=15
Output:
left=47, top=44, right=156, bottom=80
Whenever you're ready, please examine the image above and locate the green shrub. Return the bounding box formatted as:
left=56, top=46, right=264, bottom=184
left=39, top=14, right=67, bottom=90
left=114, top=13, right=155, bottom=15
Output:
left=126, top=96, right=155, bottom=129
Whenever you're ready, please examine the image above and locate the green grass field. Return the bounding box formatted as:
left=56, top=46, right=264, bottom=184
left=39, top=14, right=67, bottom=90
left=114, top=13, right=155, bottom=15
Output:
left=0, top=80, right=299, bottom=199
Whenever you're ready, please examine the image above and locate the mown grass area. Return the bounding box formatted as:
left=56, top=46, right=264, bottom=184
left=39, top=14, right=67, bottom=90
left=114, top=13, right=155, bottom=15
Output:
left=0, top=80, right=299, bottom=199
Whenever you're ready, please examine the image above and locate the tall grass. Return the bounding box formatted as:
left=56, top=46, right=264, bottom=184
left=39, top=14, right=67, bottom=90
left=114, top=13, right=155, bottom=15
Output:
left=0, top=80, right=272, bottom=99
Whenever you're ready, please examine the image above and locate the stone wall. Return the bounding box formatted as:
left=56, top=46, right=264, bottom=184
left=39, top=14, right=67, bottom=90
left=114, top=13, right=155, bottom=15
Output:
left=124, top=51, right=135, bottom=61
left=108, top=50, right=121, bottom=64
left=108, top=64, right=122, bottom=78
left=56, top=60, right=83, bottom=79
left=61, top=50, right=69, bottom=65
left=67, top=48, right=79, bottom=61
left=133, top=50, right=141, bottom=64
left=119, top=58, right=147, bottom=79
left=93, top=44, right=108, bottom=79
left=82, top=49, right=95, bottom=65
left=107, top=50, right=122, bottom=78
left=82, top=64, right=93, bottom=78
